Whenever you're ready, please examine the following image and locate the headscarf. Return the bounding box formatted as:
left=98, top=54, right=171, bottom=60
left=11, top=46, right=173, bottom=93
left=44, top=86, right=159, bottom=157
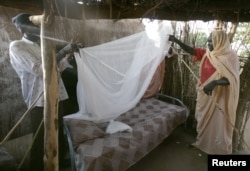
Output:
left=210, top=30, right=232, bottom=57
left=12, top=13, right=32, bottom=30
left=206, top=30, right=240, bottom=122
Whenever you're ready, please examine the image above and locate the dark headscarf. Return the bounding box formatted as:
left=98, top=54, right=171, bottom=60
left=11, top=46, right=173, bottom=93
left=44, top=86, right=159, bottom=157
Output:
left=12, top=13, right=32, bottom=29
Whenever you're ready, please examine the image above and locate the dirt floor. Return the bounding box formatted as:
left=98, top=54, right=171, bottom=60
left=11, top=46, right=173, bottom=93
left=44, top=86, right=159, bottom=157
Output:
left=127, top=125, right=207, bottom=171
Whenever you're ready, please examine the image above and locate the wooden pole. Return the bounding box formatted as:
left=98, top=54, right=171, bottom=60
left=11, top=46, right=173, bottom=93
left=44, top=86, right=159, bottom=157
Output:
left=233, top=57, right=250, bottom=152
left=41, top=1, right=59, bottom=171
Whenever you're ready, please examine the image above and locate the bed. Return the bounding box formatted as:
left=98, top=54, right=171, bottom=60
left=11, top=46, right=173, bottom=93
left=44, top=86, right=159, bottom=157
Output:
left=63, top=93, right=189, bottom=171
left=62, top=23, right=187, bottom=170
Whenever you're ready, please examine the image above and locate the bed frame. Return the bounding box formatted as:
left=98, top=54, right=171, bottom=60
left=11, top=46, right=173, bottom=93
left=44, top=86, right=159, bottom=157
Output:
left=63, top=93, right=189, bottom=171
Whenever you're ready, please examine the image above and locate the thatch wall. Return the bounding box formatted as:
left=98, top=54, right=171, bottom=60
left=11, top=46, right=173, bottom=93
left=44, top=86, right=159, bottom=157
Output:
left=0, top=6, right=29, bottom=141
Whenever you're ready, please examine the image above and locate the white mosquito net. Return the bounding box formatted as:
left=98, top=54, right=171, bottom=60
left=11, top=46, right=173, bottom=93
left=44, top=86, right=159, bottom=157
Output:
left=72, top=20, right=173, bottom=123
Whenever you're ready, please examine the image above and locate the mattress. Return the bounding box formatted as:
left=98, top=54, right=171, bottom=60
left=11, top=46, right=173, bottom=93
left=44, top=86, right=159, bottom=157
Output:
left=64, top=97, right=188, bottom=171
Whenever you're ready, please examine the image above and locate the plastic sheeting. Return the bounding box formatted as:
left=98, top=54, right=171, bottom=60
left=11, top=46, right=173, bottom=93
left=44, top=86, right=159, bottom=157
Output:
left=73, top=20, right=173, bottom=123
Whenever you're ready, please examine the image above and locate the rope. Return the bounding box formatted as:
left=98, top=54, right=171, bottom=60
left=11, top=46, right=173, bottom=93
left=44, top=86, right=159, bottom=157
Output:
left=17, top=119, right=44, bottom=171
left=172, top=46, right=250, bottom=151
left=0, top=91, right=43, bottom=146
left=170, top=46, right=199, bottom=81
left=215, top=102, right=250, bottom=150
left=0, top=91, right=45, bottom=170
left=181, top=57, right=199, bottom=81
left=177, top=51, right=184, bottom=101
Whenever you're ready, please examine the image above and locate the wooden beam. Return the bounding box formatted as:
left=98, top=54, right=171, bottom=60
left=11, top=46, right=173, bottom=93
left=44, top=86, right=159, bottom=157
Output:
left=0, top=0, right=43, bottom=13
left=1, top=0, right=250, bottom=21
left=41, top=0, right=59, bottom=170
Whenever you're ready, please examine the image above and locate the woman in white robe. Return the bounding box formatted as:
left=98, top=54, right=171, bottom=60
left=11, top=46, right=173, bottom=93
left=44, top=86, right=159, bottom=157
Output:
left=169, top=30, right=240, bottom=154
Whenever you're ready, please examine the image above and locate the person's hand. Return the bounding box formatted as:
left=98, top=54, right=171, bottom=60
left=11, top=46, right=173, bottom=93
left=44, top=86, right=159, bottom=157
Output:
left=61, top=43, right=78, bottom=54
left=166, top=47, right=174, bottom=58
left=58, top=54, right=73, bottom=72
left=71, top=44, right=79, bottom=52
left=203, top=81, right=217, bottom=95
left=168, top=35, right=176, bottom=42
left=69, top=43, right=84, bottom=53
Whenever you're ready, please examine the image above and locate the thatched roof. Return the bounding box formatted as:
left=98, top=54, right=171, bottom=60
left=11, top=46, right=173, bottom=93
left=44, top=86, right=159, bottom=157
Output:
left=1, top=0, right=250, bottom=22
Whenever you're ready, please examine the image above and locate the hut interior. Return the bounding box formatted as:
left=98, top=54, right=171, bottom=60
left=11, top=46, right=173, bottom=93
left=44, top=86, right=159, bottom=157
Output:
left=0, top=0, right=250, bottom=170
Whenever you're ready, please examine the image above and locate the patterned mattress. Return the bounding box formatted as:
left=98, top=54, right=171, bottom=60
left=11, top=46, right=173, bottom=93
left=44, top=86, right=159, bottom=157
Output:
left=64, top=97, right=188, bottom=171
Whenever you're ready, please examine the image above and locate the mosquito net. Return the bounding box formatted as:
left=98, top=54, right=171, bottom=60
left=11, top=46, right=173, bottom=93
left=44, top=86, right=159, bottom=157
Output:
left=73, top=20, right=173, bottom=123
